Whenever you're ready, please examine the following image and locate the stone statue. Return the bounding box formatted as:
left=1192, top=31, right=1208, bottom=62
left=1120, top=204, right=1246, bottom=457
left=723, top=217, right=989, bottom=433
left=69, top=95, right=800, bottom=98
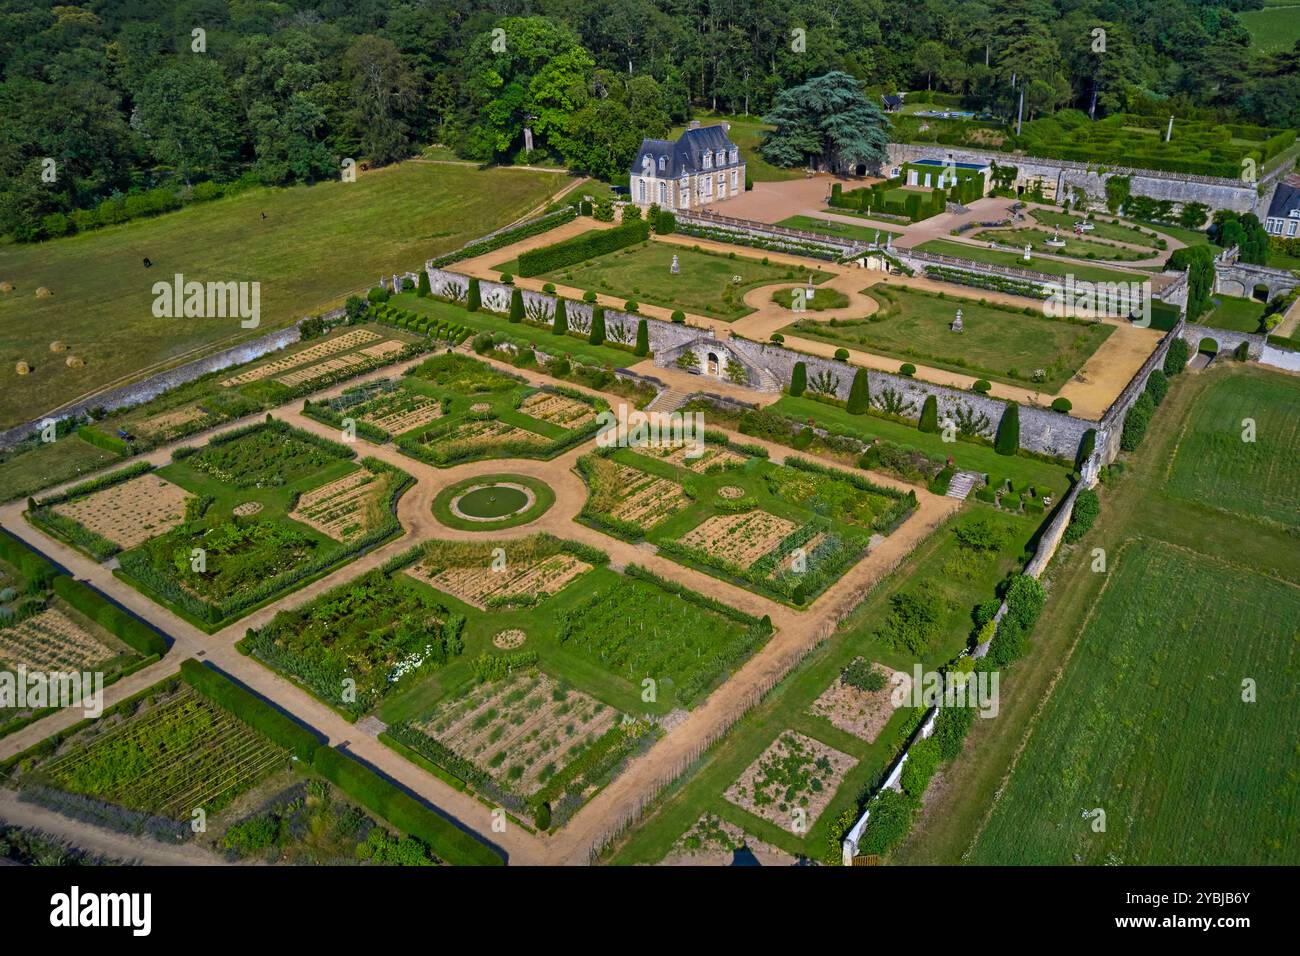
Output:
left=950, top=308, right=964, bottom=332
left=670, top=254, right=680, bottom=275
left=1023, top=244, right=1032, bottom=261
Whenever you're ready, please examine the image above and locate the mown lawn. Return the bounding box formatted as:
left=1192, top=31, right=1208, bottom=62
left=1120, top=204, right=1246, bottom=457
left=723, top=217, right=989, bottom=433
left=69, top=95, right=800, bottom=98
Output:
left=1164, top=369, right=1300, bottom=529
left=499, top=240, right=829, bottom=322
left=0, top=161, right=568, bottom=430
left=775, top=215, right=900, bottom=244
left=971, top=226, right=1151, bottom=262
left=969, top=535, right=1299, bottom=865
left=783, top=283, right=1114, bottom=392
left=1200, top=294, right=1266, bottom=334
left=914, top=239, right=1145, bottom=283
left=1027, top=209, right=1165, bottom=249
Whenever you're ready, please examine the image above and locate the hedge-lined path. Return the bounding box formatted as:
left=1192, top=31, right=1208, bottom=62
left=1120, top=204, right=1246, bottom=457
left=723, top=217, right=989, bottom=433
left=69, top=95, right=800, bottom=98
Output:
left=0, top=337, right=959, bottom=865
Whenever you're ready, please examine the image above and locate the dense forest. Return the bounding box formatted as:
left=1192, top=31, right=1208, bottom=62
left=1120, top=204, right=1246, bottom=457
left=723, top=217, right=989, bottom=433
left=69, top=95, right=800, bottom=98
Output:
left=1, top=0, right=1296, bottom=240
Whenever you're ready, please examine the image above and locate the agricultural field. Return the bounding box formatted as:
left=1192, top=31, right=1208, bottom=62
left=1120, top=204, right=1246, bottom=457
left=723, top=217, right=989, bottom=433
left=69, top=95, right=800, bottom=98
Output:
left=103, top=422, right=408, bottom=629
left=607, top=507, right=1038, bottom=865
left=391, top=354, right=604, bottom=466
left=1164, top=370, right=1300, bottom=529
left=969, top=536, right=1299, bottom=865
left=15, top=683, right=289, bottom=834
left=914, top=238, right=1145, bottom=284
left=1240, top=4, right=1300, bottom=53
left=505, top=240, right=830, bottom=322
left=0, top=161, right=569, bottom=430
left=0, top=321, right=427, bottom=505
left=580, top=448, right=915, bottom=604
left=784, top=283, right=1114, bottom=391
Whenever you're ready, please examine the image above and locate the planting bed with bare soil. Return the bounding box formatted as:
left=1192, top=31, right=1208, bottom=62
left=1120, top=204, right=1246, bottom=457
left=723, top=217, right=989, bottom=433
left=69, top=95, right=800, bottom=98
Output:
left=405, top=538, right=593, bottom=609
left=0, top=608, right=117, bottom=672
left=51, top=474, right=193, bottom=551
left=661, top=812, right=800, bottom=866
left=679, top=511, right=797, bottom=566
left=519, top=392, right=597, bottom=429
left=220, top=329, right=382, bottom=387
left=808, top=659, right=910, bottom=743
left=288, top=468, right=395, bottom=542
left=724, top=731, right=857, bottom=830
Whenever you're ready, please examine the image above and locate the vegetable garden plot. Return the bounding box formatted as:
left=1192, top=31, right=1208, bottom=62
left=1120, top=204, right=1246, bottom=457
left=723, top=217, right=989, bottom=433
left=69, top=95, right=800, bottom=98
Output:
left=358, top=391, right=444, bottom=436
left=31, top=686, right=287, bottom=821
left=724, top=731, right=857, bottom=830
left=406, top=552, right=591, bottom=609
left=633, top=443, right=748, bottom=473
left=219, top=329, right=382, bottom=387
left=415, top=418, right=548, bottom=460
left=807, top=659, right=910, bottom=743
left=679, top=511, right=797, bottom=566
left=276, top=353, right=368, bottom=388
left=289, top=468, right=392, bottom=542
left=0, top=608, right=117, bottom=671
left=186, top=423, right=352, bottom=488
left=408, top=353, right=519, bottom=393
left=518, top=392, right=596, bottom=429
left=50, top=474, right=193, bottom=551
left=413, top=670, right=620, bottom=797
left=662, top=812, right=799, bottom=866
left=583, top=458, right=691, bottom=530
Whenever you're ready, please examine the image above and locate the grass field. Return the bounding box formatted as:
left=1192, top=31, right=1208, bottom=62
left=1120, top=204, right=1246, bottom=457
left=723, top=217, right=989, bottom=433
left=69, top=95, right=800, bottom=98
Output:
left=915, top=239, right=1145, bottom=284
left=775, top=215, right=900, bottom=244
left=0, top=161, right=569, bottom=430
left=1240, top=5, right=1300, bottom=53
left=1200, top=294, right=1266, bottom=334
left=1164, top=371, right=1300, bottom=529
left=499, top=240, right=829, bottom=322
left=783, top=283, right=1114, bottom=391
left=969, top=536, right=1299, bottom=865
left=1027, top=209, right=1165, bottom=249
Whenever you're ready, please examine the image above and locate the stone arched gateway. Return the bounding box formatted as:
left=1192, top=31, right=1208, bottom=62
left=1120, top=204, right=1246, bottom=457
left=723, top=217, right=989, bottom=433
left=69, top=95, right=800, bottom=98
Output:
left=654, top=335, right=778, bottom=391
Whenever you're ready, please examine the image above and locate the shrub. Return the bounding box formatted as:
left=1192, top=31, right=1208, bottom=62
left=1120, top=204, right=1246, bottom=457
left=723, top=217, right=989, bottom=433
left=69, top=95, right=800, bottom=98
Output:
left=918, top=395, right=938, bottom=433
left=847, top=368, right=870, bottom=414
left=656, top=210, right=676, bottom=234
left=542, top=282, right=556, bottom=293
left=466, top=278, right=481, bottom=312
left=583, top=290, right=598, bottom=303
left=670, top=309, right=685, bottom=324
left=834, top=348, right=850, bottom=361
left=367, top=286, right=389, bottom=305
left=1050, top=397, right=1072, bottom=413
left=51, top=577, right=169, bottom=658
left=509, top=288, right=524, bottom=323
left=1163, top=337, right=1189, bottom=376
left=1075, top=427, right=1096, bottom=471
left=516, top=221, right=649, bottom=276
left=534, top=802, right=552, bottom=830
left=1120, top=390, right=1155, bottom=451
left=994, top=404, right=1019, bottom=455
left=624, top=300, right=639, bottom=313
left=899, top=363, right=916, bottom=376
left=500, top=272, right=514, bottom=284
left=1063, top=488, right=1100, bottom=543
left=1145, top=368, right=1167, bottom=405
left=416, top=271, right=431, bottom=298
left=790, top=361, right=807, bottom=397
left=589, top=307, right=606, bottom=345
left=1004, top=574, right=1046, bottom=631
left=972, top=379, right=992, bottom=394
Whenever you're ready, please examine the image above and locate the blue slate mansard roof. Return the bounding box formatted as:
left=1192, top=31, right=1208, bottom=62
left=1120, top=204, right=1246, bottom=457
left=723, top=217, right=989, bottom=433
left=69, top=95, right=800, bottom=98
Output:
left=1267, top=174, right=1300, bottom=220
left=631, top=125, right=740, bottom=178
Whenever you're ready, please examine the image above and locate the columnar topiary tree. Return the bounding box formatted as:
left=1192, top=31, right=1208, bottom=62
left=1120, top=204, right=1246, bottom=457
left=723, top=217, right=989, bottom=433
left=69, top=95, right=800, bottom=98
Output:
left=416, top=270, right=431, bottom=298
left=633, top=318, right=649, bottom=357
left=466, top=277, right=481, bottom=312
left=919, top=394, right=938, bottom=433
left=847, top=367, right=869, bottom=414
left=553, top=298, right=568, bottom=335
left=790, top=361, right=807, bottom=397
left=994, top=403, right=1019, bottom=455
left=509, top=287, right=523, bottom=323
left=589, top=306, right=606, bottom=345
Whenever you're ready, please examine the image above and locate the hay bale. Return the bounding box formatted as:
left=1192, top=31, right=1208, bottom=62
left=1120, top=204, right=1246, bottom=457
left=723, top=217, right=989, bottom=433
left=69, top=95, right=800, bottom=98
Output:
left=0, top=281, right=13, bottom=293
left=35, top=287, right=52, bottom=298
left=65, top=355, right=85, bottom=369
left=49, top=340, right=67, bottom=353
left=15, top=361, right=30, bottom=375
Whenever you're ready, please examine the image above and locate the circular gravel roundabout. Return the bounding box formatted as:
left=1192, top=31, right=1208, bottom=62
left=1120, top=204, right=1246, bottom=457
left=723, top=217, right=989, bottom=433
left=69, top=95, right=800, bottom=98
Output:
left=432, top=473, right=555, bottom=530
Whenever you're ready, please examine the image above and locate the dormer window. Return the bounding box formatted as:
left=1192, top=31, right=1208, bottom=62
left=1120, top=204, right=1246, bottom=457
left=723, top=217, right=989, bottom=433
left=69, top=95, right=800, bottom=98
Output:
left=703, top=152, right=712, bottom=169
left=658, top=156, right=665, bottom=172
left=730, top=148, right=738, bottom=164
left=717, top=149, right=726, bottom=166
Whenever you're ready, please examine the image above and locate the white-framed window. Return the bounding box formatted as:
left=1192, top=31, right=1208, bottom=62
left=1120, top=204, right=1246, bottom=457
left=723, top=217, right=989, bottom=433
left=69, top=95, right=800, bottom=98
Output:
left=658, top=156, right=665, bottom=172
left=680, top=189, right=690, bottom=208
left=730, top=147, right=738, bottom=164
left=924, top=173, right=932, bottom=187
left=717, top=149, right=725, bottom=166
left=908, top=170, right=918, bottom=186
left=658, top=181, right=667, bottom=204
left=1289, top=219, right=1298, bottom=237
left=731, top=169, right=739, bottom=192
left=638, top=178, right=646, bottom=203
left=703, top=176, right=713, bottom=197
left=702, top=152, right=712, bottom=169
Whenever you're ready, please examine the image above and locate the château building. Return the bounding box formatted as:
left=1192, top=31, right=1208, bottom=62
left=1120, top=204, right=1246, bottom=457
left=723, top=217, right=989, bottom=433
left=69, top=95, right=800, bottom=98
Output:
left=629, top=121, right=746, bottom=211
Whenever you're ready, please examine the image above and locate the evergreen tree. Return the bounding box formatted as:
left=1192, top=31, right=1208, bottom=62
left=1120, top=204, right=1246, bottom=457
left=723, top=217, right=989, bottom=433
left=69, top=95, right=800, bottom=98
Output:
left=847, top=367, right=870, bottom=414
left=589, top=306, right=606, bottom=345
left=416, top=270, right=430, bottom=298
left=919, top=394, right=938, bottom=433
left=633, top=318, right=649, bottom=356
left=509, top=287, right=523, bottom=323
left=994, top=403, right=1020, bottom=455
left=466, top=277, right=481, bottom=312
left=790, top=361, right=807, bottom=396
left=553, top=298, right=568, bottom=335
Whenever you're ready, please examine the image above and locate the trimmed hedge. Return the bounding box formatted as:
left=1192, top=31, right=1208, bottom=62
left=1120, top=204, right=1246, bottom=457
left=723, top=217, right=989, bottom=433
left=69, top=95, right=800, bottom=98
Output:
left=180, top=659, right=323, bottom=761
left=0, top=528, right=59, bottom=583
left=311, top=747, right=504, bottom=866
left=429, top=207, right=576, bottom=269
left=516, top=221, right=650, bottom=277
left=51, top=576, right=169, bottom=657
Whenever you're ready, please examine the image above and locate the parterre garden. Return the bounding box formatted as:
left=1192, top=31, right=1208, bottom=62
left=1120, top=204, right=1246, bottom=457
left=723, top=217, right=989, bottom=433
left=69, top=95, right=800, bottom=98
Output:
left=39, top=419, right=415, bottom=630
left=784, top=283, right=1115, bottom=391
left=577, top=443, right=916, bottom=605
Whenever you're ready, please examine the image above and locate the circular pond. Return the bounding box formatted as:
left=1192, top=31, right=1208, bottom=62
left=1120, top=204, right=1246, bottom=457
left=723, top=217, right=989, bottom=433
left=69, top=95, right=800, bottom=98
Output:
left=433, top=474, right=555, bottom=530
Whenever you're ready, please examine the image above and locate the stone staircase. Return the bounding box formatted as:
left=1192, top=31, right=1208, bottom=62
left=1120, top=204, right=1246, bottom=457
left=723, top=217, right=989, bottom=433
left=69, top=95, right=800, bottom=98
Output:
left=647, top=387, right=691, bottom=413
left=754, top=366, right=783, bottom=393
left=945, top=470, right=982, bottom=500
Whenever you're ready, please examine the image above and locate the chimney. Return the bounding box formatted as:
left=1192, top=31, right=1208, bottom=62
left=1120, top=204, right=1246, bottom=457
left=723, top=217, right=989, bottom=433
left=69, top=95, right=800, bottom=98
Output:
left=688, top=120, right=701, bottom=130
